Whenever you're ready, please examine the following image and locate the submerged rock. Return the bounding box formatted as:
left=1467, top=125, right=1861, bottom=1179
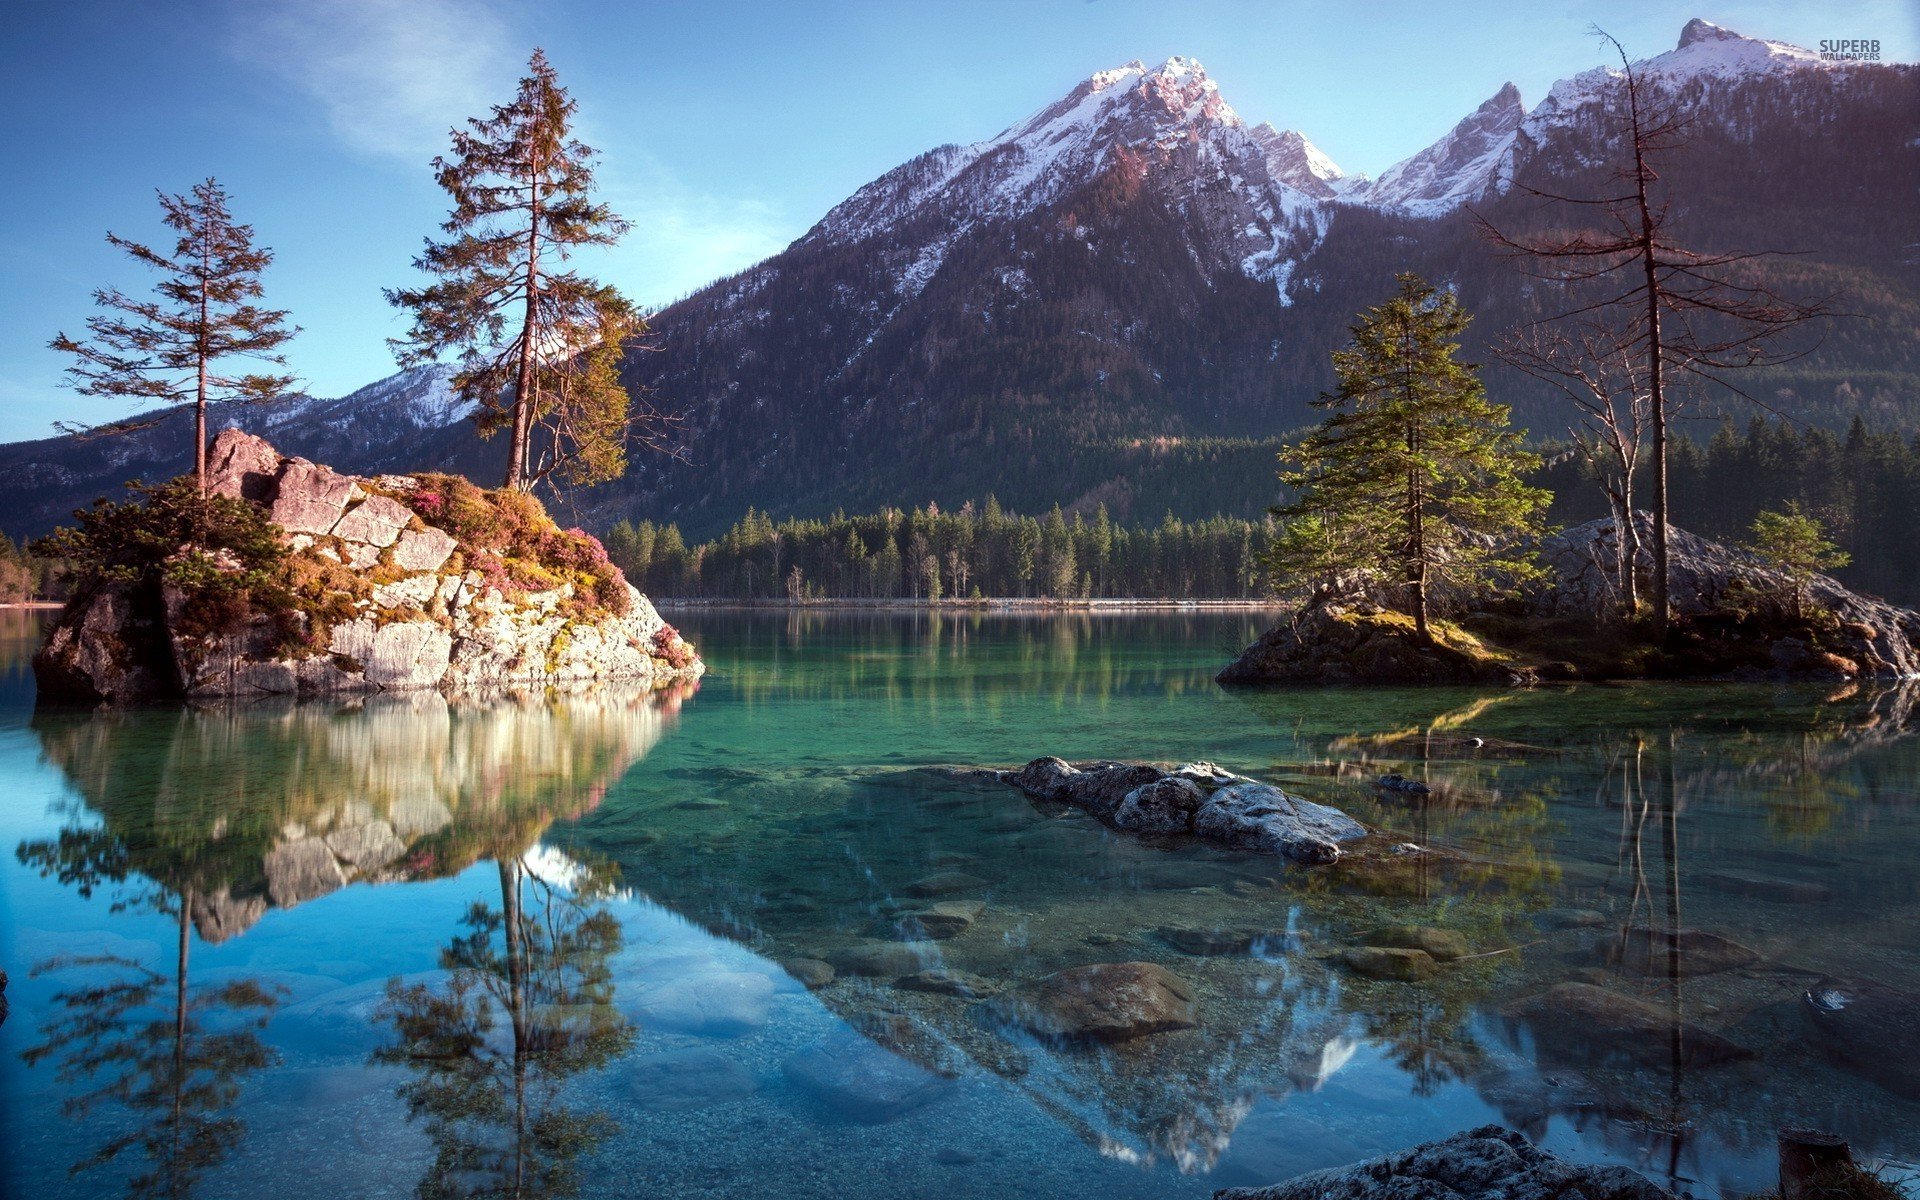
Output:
left=1360, top=925, right=1470, bottom=962
left=1802, top=976, right=1920, bottom=1100
left=625, top=1047, right=758, bottom=1112
left=629, top=971, right=774, bottom=1037
left=1158, top=926, right=1272, bottom=956
left=1214, top=1123, right=1673, bottom=1200
left=1004, top=758, right=1366, bottom=864
left=1342, top=946, right=1439, bottom=982
left=895, top=968, right=999, bottom=999
left=894, top=900, right=984, bottom=940
left=989, top=961, right=1198, bottom=1044
left=1506, top=982, right=1754, bottom=1069
left=779, top=958, right=836, bottom=990
left=782, top=1032, right=955, bottom=1122
left=828, top=941, right=939, bottom=978
left=1603, top=927, right=1760, bottom=977
left=903, top=871, right=989, bottom=898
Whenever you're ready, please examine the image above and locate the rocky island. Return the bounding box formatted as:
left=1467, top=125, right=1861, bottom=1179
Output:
left=35, top=429, right=702, bottom=704
left=1220, top=515, right=1920, bottom=687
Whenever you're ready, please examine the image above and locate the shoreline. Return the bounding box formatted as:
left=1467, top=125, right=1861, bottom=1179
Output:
left=651, top=597, right=1286, bottom=613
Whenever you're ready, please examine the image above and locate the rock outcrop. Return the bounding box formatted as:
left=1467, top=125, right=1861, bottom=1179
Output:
left=1214, top=1124, right=1673, bottom=1200
left=1216, top=604, right=1534, bottom=687
left=1005, top=758, right=1367, bottom=864
left=1533, top=515, right=1920, bottom=678
left=35, top=429, right=702, bottom=703
left=1219, top=515, right=1920, bottom=686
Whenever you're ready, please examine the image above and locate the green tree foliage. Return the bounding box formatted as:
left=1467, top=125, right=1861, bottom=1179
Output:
left=34, top=478, right=285, bottom=600
left=1745, top=502, right=1850, bottom=618
left=604, top=502, right=1277, bottom=601
left=1538, top=415, right=1920, bottom=606
left=49, top=179, right=297, bottom=490
left=387, top=50, right=639, bottom=493
left=1268, top=275, right=1550, bottom=639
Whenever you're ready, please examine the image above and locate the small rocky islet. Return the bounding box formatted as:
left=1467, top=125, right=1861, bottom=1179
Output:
left=35, top=428, right=702, bottom=704
left=1218, top=514, right=1920, bottom=686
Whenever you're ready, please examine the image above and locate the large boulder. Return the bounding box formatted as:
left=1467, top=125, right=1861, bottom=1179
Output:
left=1214, top=1124, right=1673, bottom=1200
left=1005, top=758, right=1366, bottom=864
left=34, top=429, right=703, bottom=703
left=1533, top=515, right=1920, bottom=678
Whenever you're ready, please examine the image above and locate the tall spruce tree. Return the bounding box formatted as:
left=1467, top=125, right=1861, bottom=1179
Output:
left=50, top=180, right=297, bottom=493
left=1268, top=275, right=1549, bottom=640
left=388, top=49, right=646, bottom=493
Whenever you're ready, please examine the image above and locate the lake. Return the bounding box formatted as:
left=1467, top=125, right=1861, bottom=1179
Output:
left=2, top=608, right=1916, bottom=1199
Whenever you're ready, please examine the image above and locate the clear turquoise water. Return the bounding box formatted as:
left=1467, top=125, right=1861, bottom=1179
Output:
left=2, top=608, right=1917, bottom=1199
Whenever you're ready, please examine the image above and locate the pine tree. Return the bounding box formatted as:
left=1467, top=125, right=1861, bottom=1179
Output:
left=1746, top=502, right=1849, bottom=619
left=1269, top=275, right=1549, bottom=640
left=50, top=179, right=297, bottom=492
left=387, top=49, right=647, bottom=493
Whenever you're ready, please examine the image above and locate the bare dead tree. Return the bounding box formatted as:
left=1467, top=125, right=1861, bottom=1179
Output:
left=1502, top=319, right=1651, bottom=613
left=1477, top=28, right=1832, bottom=635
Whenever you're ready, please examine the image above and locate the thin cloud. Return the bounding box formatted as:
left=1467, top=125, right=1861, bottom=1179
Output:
left=228, top=0, right=521, bottom=164
left=600, top=169, right=796, bottom=309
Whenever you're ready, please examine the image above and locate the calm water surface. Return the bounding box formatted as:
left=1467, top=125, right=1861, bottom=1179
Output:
left=2, top=608, right=1917, bottom=1199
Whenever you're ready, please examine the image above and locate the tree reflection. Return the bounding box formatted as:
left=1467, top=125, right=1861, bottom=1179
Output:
left=18, top=683, right=687, bottom=1198
left=16, top=884, right=282, bottom=1199
left=373, top=855, right=633, bottom=1200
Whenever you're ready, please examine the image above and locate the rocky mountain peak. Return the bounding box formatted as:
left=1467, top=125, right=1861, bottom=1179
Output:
left=1678, top=17, right=1741, bottom=50
left=1251, top=124, right=1348, bottom=198
left=1363, top=81, right=1526, bottom=215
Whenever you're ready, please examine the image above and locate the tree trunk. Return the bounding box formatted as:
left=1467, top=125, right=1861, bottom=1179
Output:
left=196, top=264, right=211, bottom=496
left=505, top=164, right=542, bottom=492
left=1630, top=81, right=1671, bottom=637
left=498, top=859, right=530, bottom=1195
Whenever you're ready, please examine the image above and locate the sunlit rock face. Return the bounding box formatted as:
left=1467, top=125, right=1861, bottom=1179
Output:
left=28, top=681, right=692, bottom=942
left=34, top=429, right=703, bottom=704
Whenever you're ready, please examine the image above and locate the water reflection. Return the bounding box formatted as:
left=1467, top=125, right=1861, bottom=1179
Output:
left=14, top=682, right=690, bottom=1199
left=373, top=856, right=633, bottom=1200
left=7, top=610, right=1920, bottom=1200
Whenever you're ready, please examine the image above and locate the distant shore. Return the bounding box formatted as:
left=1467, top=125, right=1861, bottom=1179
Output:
left=0, top=602, right=62, bottom=610
left=651, top=597, right=1284, bottom=613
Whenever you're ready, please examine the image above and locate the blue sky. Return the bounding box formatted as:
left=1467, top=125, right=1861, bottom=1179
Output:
left=3, top=0, right=1913, bottom=441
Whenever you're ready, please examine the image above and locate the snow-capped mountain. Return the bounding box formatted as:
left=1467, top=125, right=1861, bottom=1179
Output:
left=800, top=56, right=1336, bottom=307
left=1364, top=83, right=1525, bottom=217
left=0, top=366, right=499, bottom=538
left=1366, top=19, right=1876, bottom=216
left=2, top=20, right=1911, bottom=541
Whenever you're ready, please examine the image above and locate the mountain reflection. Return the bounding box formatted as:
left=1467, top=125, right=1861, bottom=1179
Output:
left=16, top=681, right=691, bottom=1199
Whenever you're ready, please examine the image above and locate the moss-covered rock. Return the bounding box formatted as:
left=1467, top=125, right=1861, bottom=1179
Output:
left=1218, top=604, right=1536, bottom=686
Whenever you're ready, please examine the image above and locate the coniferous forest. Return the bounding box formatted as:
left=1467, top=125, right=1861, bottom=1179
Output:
left=604, top=417, right=1920, bottom=605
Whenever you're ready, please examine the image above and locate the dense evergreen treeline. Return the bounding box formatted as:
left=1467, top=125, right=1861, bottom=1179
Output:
left=606, top=501, right=1273, bottom=601
left=609, top=417, right=1920, bottom=605
left=1542, top=416, right=1920, bottom=605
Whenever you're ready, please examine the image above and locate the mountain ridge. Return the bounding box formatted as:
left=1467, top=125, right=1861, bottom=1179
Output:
left=3, top=20, right=1913, bottom=542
